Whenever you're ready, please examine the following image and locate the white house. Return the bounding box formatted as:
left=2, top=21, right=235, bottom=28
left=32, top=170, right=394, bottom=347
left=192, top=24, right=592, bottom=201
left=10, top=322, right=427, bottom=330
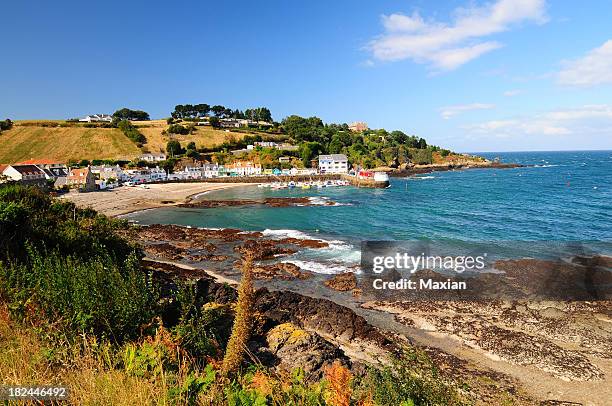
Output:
left=318, top=154, right=349, bottom=174
left=140, top=153, right=167, bottom=162
left=226, top=161, right=262, bottom=176
left=202, top=164, right=221, bottom=178
left=167, top=172, right=187, bottom=181
left=183, top=166, right=204, bottom=179
left=149, top=166, right=167, bottom=182
left=91, top=164, right=127, bottom=182
left=125, top=169, right=152, bottom=184
left=2, top=164, right=47, bottom=186
left=79, top=114, right=113, bottom=123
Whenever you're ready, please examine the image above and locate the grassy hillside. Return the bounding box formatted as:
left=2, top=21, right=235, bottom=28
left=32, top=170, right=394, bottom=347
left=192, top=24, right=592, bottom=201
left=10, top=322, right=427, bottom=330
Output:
left=0, top=125, right=140, bottom=163
left=133, top=120, right=245, bottom=154
left=0, top=120, right=249, bottom=163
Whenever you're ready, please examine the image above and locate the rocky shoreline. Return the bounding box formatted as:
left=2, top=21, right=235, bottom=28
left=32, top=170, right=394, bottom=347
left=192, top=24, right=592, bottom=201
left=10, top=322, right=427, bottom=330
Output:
left=178, top=196, right=337, bottom=208
left=388, top=161, right=525, bottom=177
left=133, top=223, right=612, bottom=405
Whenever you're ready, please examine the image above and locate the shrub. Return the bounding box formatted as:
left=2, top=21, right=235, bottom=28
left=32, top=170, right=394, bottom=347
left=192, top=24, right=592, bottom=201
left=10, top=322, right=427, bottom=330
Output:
left=325, top=361, right=352, bottom=406
left=353, top=349, right=466, bottom=406
left=0, top=118, right=13, bottom=132
left=167, top=124, right=190, bottom=135
left=118, top=120, right=147, bottom=144
left=0, top=248, right=157, bottom=342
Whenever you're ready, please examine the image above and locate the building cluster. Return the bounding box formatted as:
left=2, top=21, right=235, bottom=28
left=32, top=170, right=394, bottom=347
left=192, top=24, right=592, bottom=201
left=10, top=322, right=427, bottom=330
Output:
left=78, top=114, right=113, bottom=123
left=0, top=154, right=353, bottom=192
left=231, top=141, right=298, bottom=155
left=348, top=121, right=369, bottom=132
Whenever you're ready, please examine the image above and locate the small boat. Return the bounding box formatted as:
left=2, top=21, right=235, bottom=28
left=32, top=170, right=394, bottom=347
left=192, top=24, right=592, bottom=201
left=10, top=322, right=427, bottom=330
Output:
left=288, top=181, right=296, bottom=188
left=301, top=184, right=311, bottom=189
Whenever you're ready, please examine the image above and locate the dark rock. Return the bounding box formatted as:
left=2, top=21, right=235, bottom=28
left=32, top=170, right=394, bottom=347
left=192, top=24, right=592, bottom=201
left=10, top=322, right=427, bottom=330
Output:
left=264, top=322, right=350, bottom=381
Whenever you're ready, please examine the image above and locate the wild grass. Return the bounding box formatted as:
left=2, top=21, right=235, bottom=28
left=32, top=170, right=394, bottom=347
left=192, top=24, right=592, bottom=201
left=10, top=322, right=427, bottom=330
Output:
left=0, top=185, right=468, bottom=405
left=0, top=126, right=140, bottom=163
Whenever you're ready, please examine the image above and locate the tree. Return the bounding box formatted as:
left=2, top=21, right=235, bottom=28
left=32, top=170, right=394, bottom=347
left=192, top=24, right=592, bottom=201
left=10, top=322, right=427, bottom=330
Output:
left=166, top=140, right=183, bottom=157
left=194, top=103, right=210, bottom=117
left=186, top=141, right=196, bottom=150
left=117, top=120, right=146, bottom=145
left=0, top=119, right=13, bottom=132
left=112, top=108, right=150, bottom=121
left=245, top=107, right=272, bottom=123
left=211, top=105, right=226, bottom=117
left=159, top=158, right=177, bottom=173
left=167, top=124, right=189, bottom=135
left=209, top=116, right=221, bottom=128
left=299, top=141, right=323, bottom=167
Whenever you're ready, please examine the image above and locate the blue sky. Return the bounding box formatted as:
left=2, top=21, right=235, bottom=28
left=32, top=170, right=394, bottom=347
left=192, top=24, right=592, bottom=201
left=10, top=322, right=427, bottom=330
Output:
left=1, top=0, right=611, bottom=152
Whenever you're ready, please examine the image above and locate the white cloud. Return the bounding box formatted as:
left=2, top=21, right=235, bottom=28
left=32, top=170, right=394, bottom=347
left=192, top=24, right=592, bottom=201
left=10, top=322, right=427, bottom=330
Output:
left=440, top=103, right=495, bottom=119
left=465, top=105, right=612, bottom=137
left=503, top=89, right=523, bottom=97
left=557, top=40, right=612, bottom=87
left=368, top=0, right=547, bottom=71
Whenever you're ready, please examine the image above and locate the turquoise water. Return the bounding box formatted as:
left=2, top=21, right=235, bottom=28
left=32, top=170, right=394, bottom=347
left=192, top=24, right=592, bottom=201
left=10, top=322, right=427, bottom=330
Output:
left=128, top=151, right=612, bottom=272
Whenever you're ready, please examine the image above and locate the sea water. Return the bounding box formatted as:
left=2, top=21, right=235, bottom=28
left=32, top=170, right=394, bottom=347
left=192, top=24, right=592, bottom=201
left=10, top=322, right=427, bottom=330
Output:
left=127, top=151, right=612, bottom=273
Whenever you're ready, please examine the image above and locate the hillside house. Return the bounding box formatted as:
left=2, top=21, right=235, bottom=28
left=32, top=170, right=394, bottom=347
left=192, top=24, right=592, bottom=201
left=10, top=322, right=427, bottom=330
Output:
left=79, top=114, right=113, bottom=123
left=140, top=153, right=167, bottom=162
left=349, top=121, right=368, bottom=132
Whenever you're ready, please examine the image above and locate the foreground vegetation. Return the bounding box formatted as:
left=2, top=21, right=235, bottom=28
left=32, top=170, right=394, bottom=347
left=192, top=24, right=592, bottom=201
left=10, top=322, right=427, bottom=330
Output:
left=0, top=185, right=467, bottom=405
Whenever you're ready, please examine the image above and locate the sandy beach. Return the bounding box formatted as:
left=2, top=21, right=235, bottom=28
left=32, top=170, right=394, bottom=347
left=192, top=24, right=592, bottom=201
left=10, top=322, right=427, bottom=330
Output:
left=61, top=182, right=254, bottom=217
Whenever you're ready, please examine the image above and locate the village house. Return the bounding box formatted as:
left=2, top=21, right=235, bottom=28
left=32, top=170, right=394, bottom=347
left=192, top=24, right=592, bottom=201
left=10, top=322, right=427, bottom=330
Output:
left=250, top=142, right=298, bottom=152
left=149, top=166, right=167, bottom=182
left=79, top=114, right=113, bottom=123
left=124, top=169, right=152, bottom=184
left=318, top=154, right=349, bottom=174
left=90, top=164, right=127, bottom=182
left=67, top=166, right=97, bottom=191
left=140, top=153, right=167, bottom=162
left=348, top=121, right=368, bottom=132
left=220, top=118, right=273, bottom=129
left=226, top=161, right=262, bottom=177
left=183, top=166, right=204, bottom=179
left=202, top=164, right=224, bottom=178
left=220, top=118, right=248, bottom=128
left=1, top=164, right=47, bottom=187
left=15, top=159, right=68, bottom=180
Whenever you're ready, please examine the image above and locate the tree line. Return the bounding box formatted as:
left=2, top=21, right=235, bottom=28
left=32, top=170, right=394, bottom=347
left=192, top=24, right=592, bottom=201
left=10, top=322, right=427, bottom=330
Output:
left=280, top=115, right=448, bottom=169
left=112, top=108, right=150, bottom=121
left=171, top=104, right=272, bottom=122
